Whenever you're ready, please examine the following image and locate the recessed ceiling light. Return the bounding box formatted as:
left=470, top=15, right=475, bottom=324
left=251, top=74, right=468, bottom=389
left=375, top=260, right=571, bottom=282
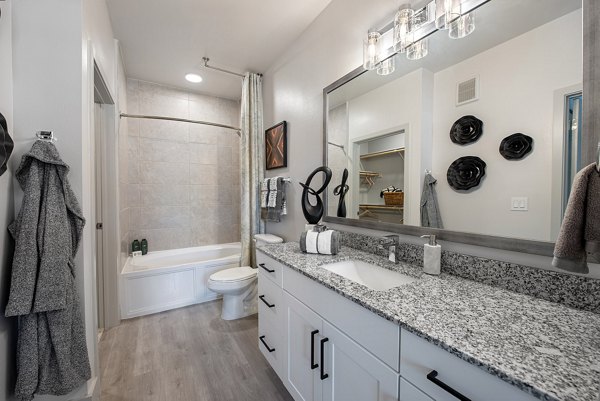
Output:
left=185, top=73, right=203, bottom=83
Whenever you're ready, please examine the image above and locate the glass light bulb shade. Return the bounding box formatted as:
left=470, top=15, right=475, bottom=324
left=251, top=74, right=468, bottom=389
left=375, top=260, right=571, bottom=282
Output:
left=449, top=12, right=475, bottom=39
left=363, top=32, right=382, bottom=70
left=377, top=57, right=396, bottom=76
left=406, top=39, right=428, bottom=61
left=393, top=8, right=414, bottom=53
left=435, top=0, right=461, bottom=30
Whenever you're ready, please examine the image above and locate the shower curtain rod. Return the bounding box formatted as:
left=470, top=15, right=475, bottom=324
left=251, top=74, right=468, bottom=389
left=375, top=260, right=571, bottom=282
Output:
left=119, top=113, right=241, bottom=135
left=202, top=57, right=262, bottom=78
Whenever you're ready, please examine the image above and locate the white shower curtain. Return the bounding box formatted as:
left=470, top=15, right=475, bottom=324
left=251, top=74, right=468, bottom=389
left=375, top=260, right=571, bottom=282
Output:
left=240, top=73, right=265, bottom=266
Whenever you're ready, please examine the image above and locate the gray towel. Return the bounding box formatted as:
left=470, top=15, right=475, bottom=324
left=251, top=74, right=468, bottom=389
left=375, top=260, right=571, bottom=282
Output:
left=552, top=163, right=600, bottom=274
left=5, top=141, right=91, bottom=400
left=261, top=177, right=285, bottom=222
left=420, top=173, right=443, bottom=229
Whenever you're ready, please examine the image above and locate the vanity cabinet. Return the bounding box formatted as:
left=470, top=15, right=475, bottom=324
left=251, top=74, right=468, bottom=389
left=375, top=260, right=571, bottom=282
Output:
left=283, top=292, right=399, bottom=401
left=257, top=251, right=538, bottom=401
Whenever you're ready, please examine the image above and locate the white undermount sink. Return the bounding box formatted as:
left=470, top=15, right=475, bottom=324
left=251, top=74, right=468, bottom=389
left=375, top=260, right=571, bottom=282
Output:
left=321, top=260, right=417, bottom=291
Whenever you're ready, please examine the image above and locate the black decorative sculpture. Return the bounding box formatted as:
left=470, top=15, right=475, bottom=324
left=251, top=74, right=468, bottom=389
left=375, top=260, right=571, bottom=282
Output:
left=449, top=115, right=484, bottom=145
left=333, top=168, right=349, bottom=218
left=0, top=112, right=14, bottom=177
left=499, top=133, right=533, bottom=160
left=447, top=156, right=486, bottom=191
left=299, top=166, right=332, bottom=224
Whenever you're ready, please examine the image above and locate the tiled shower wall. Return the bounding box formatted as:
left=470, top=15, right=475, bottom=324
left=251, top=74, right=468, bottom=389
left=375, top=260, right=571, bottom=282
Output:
left=124, top=79, right=241, bottom=252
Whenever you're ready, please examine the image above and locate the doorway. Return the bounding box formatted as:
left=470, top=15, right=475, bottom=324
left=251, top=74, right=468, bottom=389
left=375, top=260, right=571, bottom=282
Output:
left=93, top=62, right=120, bottom=333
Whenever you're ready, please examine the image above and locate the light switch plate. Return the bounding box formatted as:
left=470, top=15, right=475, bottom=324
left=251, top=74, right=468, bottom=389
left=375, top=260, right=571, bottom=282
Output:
left=511, top=197, right=528, bottom=211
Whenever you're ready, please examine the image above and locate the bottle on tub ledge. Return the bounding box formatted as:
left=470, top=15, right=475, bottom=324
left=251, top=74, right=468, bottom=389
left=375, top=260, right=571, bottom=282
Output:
left=132, top=239, right=142, bottom=257
left=141, top=238, right=148, bottom=255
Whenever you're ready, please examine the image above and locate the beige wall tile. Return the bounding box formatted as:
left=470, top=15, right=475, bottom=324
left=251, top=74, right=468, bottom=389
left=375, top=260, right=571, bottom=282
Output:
left=128, top=184, right=141, bottom=207
left=139, top=119, right=188, bottom=143
left=189, top=143, right=218, bottom=164
left=139, top=161, right=190, bottom=185
left=190, top=164, right=218, bottom=185
left=190, top=185, right=218, bottom=204
left=128, top=160, right=140, bottom=184
left=139, top=184, right=189, bottom=206
left=137, top=206, right=191, bottom=230
left=139, top=138, right=189, bottom=163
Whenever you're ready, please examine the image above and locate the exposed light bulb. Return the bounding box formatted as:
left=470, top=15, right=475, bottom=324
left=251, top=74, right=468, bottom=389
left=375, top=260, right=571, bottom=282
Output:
left=449, top=12, right=475, bottom=39
left=363, top=32, right=382, bottom=70
left=393, top=8, right=414, bottom=53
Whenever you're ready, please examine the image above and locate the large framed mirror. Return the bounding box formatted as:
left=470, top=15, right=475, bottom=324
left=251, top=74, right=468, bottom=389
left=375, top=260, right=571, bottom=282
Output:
left=323, top=0, right=591, bottom=256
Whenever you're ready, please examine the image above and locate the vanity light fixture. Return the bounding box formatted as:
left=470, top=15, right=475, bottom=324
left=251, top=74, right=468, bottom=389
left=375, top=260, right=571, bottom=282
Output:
left=406, top=40, right=429, bottom=60
left=185, top=73, right=203, bottom=83
left=448, top=12, right=475, bottom=39
left=363, top=31, right=382, bottom=70
left=393, top=8, right=414, bottom=53
left=377, top=56, right=396, bottom=76
left=435, top=0, right=461, bottom=30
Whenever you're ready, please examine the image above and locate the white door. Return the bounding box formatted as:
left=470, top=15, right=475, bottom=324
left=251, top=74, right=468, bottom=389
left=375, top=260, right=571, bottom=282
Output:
left=284, top=293, right=323, bottom=401
left=322, top=321, right=399, bottom=401
left=94, top=103, right=105, bottom=332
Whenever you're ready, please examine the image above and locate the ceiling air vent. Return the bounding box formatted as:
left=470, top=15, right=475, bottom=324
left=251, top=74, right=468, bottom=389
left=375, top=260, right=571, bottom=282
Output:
left=456, top=76, right=479, bottom=106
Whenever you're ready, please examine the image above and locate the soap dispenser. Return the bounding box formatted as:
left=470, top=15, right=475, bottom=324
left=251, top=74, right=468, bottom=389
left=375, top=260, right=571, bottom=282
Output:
left=420, top=235, right=441, bottom=276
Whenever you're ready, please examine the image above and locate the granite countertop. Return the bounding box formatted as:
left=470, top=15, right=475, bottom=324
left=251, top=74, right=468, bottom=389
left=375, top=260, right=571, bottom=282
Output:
left=257, top=242, right=600, bottom=401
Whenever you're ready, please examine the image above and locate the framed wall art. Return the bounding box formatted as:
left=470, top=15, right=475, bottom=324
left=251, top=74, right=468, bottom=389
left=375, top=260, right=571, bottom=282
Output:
left=266, top=121, right=287, bottom=170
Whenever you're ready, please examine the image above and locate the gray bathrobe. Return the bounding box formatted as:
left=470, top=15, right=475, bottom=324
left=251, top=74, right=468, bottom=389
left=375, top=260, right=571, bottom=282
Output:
left=5, top=141, right=91, bottom=401
left=420, top=173, right=443, bottom=229
left=553, top=163, right=600, bottom=274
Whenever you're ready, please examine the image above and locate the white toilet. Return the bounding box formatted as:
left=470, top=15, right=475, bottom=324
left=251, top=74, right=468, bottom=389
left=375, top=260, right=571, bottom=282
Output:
left=208, top=234, right=283, bottom=320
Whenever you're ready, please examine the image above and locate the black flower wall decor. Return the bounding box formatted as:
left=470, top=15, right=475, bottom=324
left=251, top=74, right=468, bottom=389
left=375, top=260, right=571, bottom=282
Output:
left=449, top=115, right=484, bottom=145
left=0, top=112, right=14, bottom=177
left=447, top=156, right=487, bottom=191
left=499, top=133, right=533, bottom=160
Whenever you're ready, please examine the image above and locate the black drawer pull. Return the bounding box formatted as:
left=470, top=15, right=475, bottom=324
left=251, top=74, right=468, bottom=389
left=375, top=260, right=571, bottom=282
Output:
left=259, top=295, right=275, bottom=308
left=320, top=337, right=329, bottom=380
left=259, top=335, right=275, bottom=353
left=426, top=370, right=471, bottom=401
left=310, top=330, right=319, bottom=370
left=259, top=263, right=275, bottom=273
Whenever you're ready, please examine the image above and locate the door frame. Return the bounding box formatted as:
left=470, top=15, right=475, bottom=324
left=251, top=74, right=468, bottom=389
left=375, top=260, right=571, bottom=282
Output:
left=93, top=62, right=121, bottom=330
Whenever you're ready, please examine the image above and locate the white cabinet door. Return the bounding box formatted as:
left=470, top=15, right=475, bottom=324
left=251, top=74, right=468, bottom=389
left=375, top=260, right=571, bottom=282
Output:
left=284, top=292, right=323, bottom=401
left=322, top=321, right=399, bottom=401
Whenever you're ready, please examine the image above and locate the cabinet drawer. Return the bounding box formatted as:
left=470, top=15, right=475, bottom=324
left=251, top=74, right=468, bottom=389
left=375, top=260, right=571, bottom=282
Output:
left=400, top=329, right=537, bottom=401
left=258, top=275, right=283, bottom=322
left=283, top=266, right=400, bottom=371
left=259, top=313, right=282, bottom=376
left=256, top=251, right=284, bottom=287
left=400, top=378, right=433, bottom=401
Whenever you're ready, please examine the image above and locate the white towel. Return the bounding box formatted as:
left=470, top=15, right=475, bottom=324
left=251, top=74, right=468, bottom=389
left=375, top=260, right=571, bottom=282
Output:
left=305, top=230, right=334, bottom=254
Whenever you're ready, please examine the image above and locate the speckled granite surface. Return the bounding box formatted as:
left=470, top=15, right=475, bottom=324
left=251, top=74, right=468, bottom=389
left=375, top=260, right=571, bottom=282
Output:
left=340, top=231, right=600, bottom=313
left=257, top=242, right=600, bottom=401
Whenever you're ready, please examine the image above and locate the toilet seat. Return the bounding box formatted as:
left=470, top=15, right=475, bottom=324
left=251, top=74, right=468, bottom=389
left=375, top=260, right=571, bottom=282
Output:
left=209, top=266, right=257, bottom=283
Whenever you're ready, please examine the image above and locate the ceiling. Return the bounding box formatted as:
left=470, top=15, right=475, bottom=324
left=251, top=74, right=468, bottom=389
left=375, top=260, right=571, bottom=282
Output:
left=106, top=0, right=332, bottom=100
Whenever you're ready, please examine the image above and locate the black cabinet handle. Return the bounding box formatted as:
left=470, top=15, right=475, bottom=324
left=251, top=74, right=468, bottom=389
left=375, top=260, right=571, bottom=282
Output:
left=310, top=330, right=319, bottom=370
left=320, top=337, right=329, bottom=380
left=259, top=263, right=275, bottom=273
left=259, top=335, right=275, bottom=353
left=259, top=295, right=275, bottom=308
left=426, top=370, right=471, bottom=401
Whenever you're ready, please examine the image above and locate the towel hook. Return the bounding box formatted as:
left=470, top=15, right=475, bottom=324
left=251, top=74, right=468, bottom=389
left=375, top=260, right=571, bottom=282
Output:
left=36, top=131, right=57, bottom=143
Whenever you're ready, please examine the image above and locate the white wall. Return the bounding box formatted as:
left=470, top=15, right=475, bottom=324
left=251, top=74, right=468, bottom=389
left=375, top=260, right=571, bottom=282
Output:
left=432, top=10, right=582, bottom=241
left=0, top=2, right=17, bottom=399
left=10, top=0, right=120, bottom=398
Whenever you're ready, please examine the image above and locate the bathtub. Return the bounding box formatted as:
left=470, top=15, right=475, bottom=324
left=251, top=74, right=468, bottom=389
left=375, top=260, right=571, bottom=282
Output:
left=120, top=243, right=241, bottom=318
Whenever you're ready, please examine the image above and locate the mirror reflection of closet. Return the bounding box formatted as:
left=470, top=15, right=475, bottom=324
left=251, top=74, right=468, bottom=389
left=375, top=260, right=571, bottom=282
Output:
left=354, top=130, right=405, bottom=224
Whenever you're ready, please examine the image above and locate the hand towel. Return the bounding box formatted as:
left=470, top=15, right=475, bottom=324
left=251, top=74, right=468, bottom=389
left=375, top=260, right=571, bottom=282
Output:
left=300, top=229, right=340, bottom=255
left=261, top=177, right=287, bottom=222
left=552, top=163, right=600, bottom=273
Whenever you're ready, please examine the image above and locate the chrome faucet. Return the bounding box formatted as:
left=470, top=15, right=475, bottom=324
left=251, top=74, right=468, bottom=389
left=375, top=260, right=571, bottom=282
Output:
left=379, top=234, right=400, bottom=264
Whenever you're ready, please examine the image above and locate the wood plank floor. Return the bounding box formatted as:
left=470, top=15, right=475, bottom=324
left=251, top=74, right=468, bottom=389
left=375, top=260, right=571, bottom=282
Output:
left=99, top=301, right=293, bottom=401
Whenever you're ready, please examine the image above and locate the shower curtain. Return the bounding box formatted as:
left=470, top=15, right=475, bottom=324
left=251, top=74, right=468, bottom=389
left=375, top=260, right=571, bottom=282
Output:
left=240, top=73, right=265, bottom=266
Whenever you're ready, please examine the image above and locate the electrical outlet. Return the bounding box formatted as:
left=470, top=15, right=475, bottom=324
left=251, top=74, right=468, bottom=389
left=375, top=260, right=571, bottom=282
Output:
left=511, top=197, right=528, bottom=211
